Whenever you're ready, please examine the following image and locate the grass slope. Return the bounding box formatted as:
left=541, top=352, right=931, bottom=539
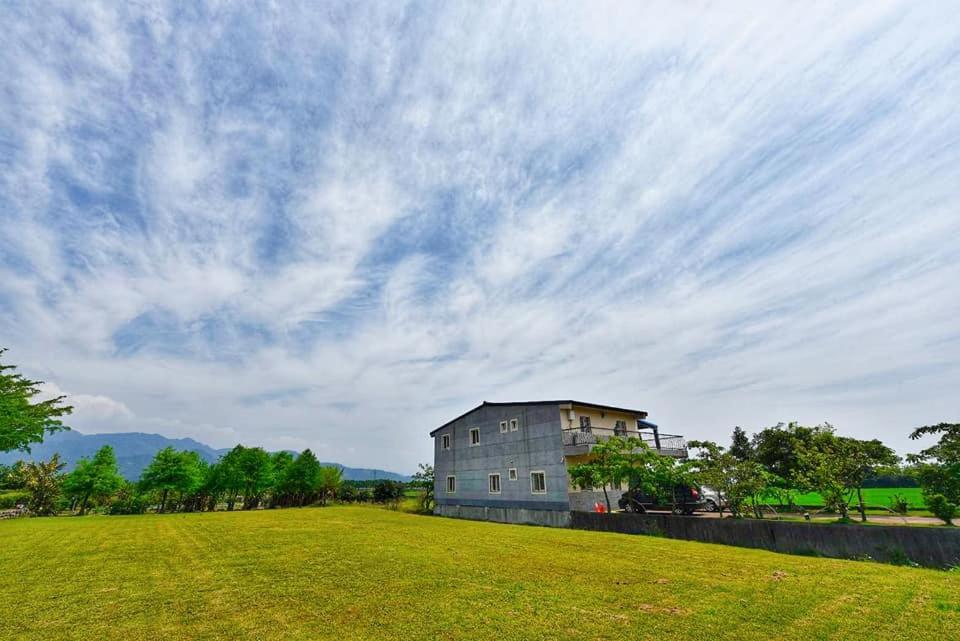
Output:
left=1, top=507, right=958, bottom=641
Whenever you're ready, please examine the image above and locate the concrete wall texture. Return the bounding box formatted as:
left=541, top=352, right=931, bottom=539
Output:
left=433, top=403, right=570, bottom=511
left=435, top=504, right=571, bottom=528
left=571, top=511, right=960, bottom=568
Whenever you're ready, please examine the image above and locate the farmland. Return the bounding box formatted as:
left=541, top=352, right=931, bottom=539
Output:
left=2, top=507, right=958, bottom=641
left=789, top=487, right=925, bottom=510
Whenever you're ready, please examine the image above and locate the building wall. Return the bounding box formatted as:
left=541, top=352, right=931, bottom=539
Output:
left=559, top=403, right=643, bottom=435
left=434, top=403, right=570, bottom=511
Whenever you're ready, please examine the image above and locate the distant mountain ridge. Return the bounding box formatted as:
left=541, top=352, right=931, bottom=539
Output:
left=0, top=430, right=411, bottom=482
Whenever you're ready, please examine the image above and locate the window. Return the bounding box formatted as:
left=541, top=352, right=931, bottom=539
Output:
left=488, top=473, right=501, bottom=494
left=579, top=415, right=592, bottom=432
left=446, top=476, right=456, bottom=493
left=441, top=434, right=450, bottom=450
left=510, top=418, right=519, bottom=432
left=531, top=471, right=546, bottom=494
left=508, top=468, right=518, bottom=481
left=614, top=420, right=627, bottom=436
left=499, top=421, right=508, bottom=434
left=469, top=427, right=480, bottom=446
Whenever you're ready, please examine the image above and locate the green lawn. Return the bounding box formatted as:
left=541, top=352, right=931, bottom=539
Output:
left=788, top=487, right=925, bottom=509
left=1, top=507, right=958, bottom=641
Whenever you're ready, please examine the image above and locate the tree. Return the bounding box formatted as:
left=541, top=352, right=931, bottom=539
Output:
left=281, top=449, right=322, bottom=507
left=0, top=349, right=73, bottom=453
left=210, top=452, right=245, bottom=511
left=729, top=427, right=753, bottom=461
left=752, top=422, right=826, bottom=508
left=140, top=447, right=202, bottom=513
left=798, top=431, right=897, bottom=522
left=846, top=439, right=899, bottom=522
left=0, top=463, right=21, bottom=489
left=410, top=463, right=435, bottom=513
left=20, top=454, right=65, bottom=516
left=317, top=465, right=343, bottom=506
left=687, top=440, right=771, bottom=518
left=568, top=437, right=632, bottom=513
left=62, top=445, right=123, bottom=515
left=908, top=422, right=960, bottom=525
left=371, top=479, right=403, bottom=507
left=230, top=446, right=274, bottom=510
left=269, top=451, right=296, bottom=506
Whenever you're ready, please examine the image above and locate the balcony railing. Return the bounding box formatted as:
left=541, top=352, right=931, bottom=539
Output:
left=562, top=427, right=687, bottom=457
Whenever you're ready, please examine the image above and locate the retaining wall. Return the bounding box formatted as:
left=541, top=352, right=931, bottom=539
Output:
left=435, top=503, right=571, bottom=528
left=571, top=511, right=960, bottom=568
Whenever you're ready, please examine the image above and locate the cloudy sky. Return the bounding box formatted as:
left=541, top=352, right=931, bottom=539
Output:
left=1, top=2, right=958, bottom=473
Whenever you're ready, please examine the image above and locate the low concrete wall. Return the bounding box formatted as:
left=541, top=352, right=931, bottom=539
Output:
left=435, top=504, right=571, bottom=528
left=568, top=489, right=625, bottom=512
left=571, top=512, right=960, bottom=568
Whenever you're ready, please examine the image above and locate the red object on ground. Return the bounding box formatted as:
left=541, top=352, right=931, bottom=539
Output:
left=594, top=502, right=607, bottom=513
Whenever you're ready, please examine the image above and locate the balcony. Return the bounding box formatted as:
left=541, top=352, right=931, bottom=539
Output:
left=562, top=427, right=688, bottom=458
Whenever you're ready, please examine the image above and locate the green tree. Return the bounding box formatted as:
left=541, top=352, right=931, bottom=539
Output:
left=317, top=465, right=343, bottom=506
left=0, top=463, right=21, bottom=489
left=20, top=454, right=65, bottom=516
left=908, top=422, right=960, bottom=525
left=281, top=449, right=322, bottom=507
left=210, top=452, right=245, bottom=511
left=140, top=447, right=202, bottom=513
left=269, top=451, right=296, bottom=506
left=62, top=445, right=124, bottom=515
left=752, top=422, right=826, bottom=508
left=846, top=439, right=899, bottom=522
left=410, top=463, right=435, bottom=513
left=568, top=436, right=632, bottom=513
left=0, top=349, right=73, bottom=453
left=228, top=446, right=274, bottom=510
left=688, top=440, right=771, bottom=518
left=729, top=426, right=753, bottom=461
left=798, top=431, right=897, bottom=522
left=371, top=479, right=403, bottom=507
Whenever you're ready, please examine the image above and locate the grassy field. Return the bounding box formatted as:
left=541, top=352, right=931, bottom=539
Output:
left=788, top=487, right=925, bottom=509
left=2, top=507, right=958, bottom=641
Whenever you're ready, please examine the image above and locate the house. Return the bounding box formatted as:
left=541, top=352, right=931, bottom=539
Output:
left=431, top=400, right=687, bottom=526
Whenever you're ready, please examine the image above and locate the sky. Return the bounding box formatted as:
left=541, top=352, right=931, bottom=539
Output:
left=1, top=2, right=958, bottom=473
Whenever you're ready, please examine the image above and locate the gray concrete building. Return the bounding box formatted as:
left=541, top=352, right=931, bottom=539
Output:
left=431, top=400, right=686, bottom=526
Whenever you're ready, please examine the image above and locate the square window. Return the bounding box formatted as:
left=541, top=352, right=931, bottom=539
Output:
left=531, top=471, right=546, bottom=494
left=469, top=427, right=480, bottom=446
left=508, top=468, right=518, bottom=481
left=499, top=421, right=508, bottom=434
left=488, top=473, right=501, bottom=494
left=441, top=434, right=450, bottom=450
left=446, top=476, right=456, bottom=493
left=509, top=418, right=519, bottom=432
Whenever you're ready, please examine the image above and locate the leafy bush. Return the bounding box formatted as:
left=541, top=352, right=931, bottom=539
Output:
left=108, top=483, right=149, bottom=515
left=372, top=480, right=404, bottom=507
left=927, top=494, right=957, bottom=525
left=888, top=493, right=910, bottom=515
left=337, top=484, right=358, bottom=503
left=0, top=490, right=28, bottom=509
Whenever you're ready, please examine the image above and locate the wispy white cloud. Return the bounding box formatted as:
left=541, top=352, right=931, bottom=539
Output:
left=1, top=2, right=958, bottom=470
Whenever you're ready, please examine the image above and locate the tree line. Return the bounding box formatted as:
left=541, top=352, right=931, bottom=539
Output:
left=0, top=444, right=421, bottom=516
left=570, top=421, right=960, bottom=525
left=1, top=350, right=432, bottom=516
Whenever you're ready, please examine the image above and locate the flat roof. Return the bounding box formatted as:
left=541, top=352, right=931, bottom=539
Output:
left=429, top=400, right=648, bottom=436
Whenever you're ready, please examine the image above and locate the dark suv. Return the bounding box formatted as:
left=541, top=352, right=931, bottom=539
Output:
left=618, top=485, right=706, bottom=515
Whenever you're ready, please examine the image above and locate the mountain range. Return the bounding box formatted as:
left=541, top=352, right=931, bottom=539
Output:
left=0, top=430, right=411, bottom=482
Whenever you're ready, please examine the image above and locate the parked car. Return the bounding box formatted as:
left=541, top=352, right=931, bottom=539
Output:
left=618, top=485, right=706, bottom=515
left=700, top=486, right=723, bottom=512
